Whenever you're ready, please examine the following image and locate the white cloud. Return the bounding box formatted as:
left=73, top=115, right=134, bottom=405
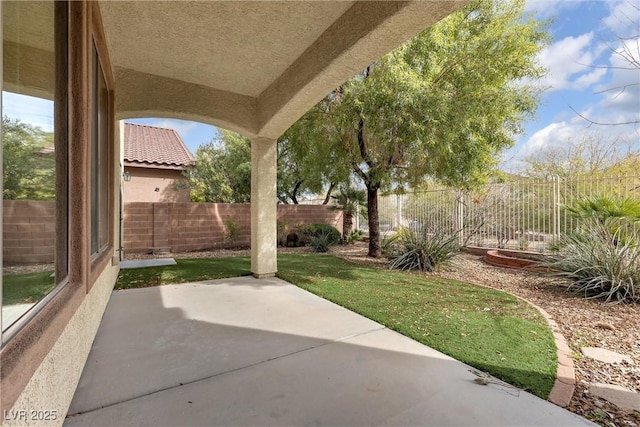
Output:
left=603, top=0, right=639, bottom=35
left=150, top=118, right=200, bottom=139
left=505, top=112, right=639, bottom=171
left=524, top=0, right=583, bottom=20
left=595, top=37, right=640, bottom=122
left=537, top=33, right=608, bottom=91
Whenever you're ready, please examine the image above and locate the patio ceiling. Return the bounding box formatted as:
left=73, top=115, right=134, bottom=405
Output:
left=99, top=1, right=468, bottom=139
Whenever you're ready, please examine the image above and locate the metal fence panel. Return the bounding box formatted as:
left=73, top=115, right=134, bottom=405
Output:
left=373, top=173, right=639, bottom=253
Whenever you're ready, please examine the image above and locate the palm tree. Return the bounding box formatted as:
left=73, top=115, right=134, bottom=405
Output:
left=331, top=186, right=366, bottom=242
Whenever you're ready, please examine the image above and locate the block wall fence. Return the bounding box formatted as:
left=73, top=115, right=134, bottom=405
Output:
left=123, top=202, right=343, bottom=254
left=3, top=200, right=56, bottom=264
left=3, top=201, right=343, bottom=263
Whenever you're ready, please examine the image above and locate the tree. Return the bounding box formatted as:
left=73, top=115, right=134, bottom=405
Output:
left=294, top=0, right=549, bottom=257
left=330, top=186, right=366, bottom=240
left=2, top=116, right=55, bottom=200
left=188, top=129, right=251, bottom=203
left=277, top=113, right=351, bottom=204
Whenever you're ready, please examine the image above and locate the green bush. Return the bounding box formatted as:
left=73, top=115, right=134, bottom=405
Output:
left=546, top=217, right=639, bottom=304
left=297, top=223, right=341, bottom=246
left=388, top=228, right=460, bottom=272
left=310, top=230, right=335, bottom=253
left=345, top=229, right=364, bottom=244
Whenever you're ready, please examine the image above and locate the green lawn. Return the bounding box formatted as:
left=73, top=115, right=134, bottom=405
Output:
left=93, top=253, right=556, bottom=397
left=3, top=271, right=54, bottom=305
left=278, top=254, right=556, bottom=398
left=115, top=257, right=252, bottom=289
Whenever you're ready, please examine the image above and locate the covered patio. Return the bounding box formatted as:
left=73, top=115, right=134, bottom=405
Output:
left=64, top=276, right=591, bottom=426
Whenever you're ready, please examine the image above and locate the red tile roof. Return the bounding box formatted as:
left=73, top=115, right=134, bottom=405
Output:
left=124, top=123, right=194, bottom=169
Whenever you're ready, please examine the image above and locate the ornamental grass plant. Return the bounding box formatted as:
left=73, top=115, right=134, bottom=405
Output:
left=548, top=217, right=640, bottom=304
left=387, top=227, right=460, bottom=272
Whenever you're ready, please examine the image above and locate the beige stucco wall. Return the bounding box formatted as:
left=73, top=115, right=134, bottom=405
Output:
left=123, top=166, right=190, bottom=203
left=3, top=264, right=118, bottom=427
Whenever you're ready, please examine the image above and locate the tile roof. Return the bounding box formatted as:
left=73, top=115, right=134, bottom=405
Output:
left=124, top=123, right=194, bottom=169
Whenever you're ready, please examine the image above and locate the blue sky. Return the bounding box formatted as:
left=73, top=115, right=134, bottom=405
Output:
left=4, top=0, right=639, bottom=172
left=506, top=0, right=640, bottom=170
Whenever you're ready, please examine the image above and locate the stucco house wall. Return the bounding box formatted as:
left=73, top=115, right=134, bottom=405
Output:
left=123, top=166, right=189, bottom=203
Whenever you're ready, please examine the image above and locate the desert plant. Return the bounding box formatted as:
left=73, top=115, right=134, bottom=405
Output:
left=277, top=220, right=290, bottom=246
left=345, top=229, right=364, bottom=245
left=224, top=219, right=240, bottom=245
left=388, top=227, right=460, bottom=272
left=565, top=195, right=640, bottom=223
left=381, top=233, right=400, bottom=257
left=310, top=230, right=336, bottom=253
left=330, top=186, right=366, bottom=242
left=297, top=223, right=341, bottom=246
left=546, top=217, right=639, bottom=304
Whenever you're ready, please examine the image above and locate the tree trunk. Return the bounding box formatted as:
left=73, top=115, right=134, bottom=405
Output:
left=343, top=211, right=354, bottom=241
left=322, top=182, right=336, bottom=205
left=366, top=184, right=381, bottom=257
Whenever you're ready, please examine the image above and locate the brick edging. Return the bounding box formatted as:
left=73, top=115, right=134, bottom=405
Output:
left=521, top=299, right=576, bottom=407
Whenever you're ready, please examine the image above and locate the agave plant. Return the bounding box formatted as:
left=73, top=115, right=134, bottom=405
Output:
left=388, top=227, right=460, bottom=272
left=547, top=216, right=640, bottom=304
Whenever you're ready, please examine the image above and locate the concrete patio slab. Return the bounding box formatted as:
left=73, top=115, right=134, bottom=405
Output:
left=65, top=277, right=593, bottom=426
left=120, top=258, right=177, bottom=269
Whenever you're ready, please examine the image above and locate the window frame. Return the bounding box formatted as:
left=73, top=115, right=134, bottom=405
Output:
left=1, top=0, right=70, bottom=346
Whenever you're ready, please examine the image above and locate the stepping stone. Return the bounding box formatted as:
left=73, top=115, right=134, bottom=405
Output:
left=589, top=383, right=640, bottom=411
left=581, top=347, right=634, bottom=365
left=120, top=258, right=177, bottom=269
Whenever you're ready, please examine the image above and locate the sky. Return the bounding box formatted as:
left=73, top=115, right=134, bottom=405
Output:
left=4, top=0, right=639, bottom=172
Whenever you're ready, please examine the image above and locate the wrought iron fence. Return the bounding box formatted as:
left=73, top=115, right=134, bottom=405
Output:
left=371, top=174, right=640, bottom=252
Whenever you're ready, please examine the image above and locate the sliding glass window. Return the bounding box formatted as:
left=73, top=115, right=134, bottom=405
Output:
left=1, top=1, right=68, bottom=342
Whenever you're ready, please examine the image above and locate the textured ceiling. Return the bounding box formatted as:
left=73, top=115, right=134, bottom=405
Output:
left=99, top=1, right=469, bottom=139
left=99, top=1, right=353, bottom=98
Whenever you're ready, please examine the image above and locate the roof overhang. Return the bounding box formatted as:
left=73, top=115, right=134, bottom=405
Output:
left=100, top=1, right=469, bottom=139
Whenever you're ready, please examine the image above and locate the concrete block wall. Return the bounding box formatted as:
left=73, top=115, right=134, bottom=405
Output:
left=168, top=203, right=252, bottom=253
left=122, top=203, right=154, bottom=253
left=122, top=202, right=343, bottom=254
left=3, top=200, right=56, bottom=264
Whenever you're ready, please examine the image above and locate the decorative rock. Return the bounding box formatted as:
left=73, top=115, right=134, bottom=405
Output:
left=581, top=347, right=634, bottom=365
left=589, top=383, right=640, bottom=412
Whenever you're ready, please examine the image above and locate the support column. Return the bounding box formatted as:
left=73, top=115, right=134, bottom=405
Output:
left=251, top=137, right=277, bottom=278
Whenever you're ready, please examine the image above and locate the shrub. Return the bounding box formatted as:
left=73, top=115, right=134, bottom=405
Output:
left=388, top=227, right=460, bottom=272
left=345, top=229, right=364, bottom=245
left=546, top=217, right=639, bottom=304
left=297, top=223, right=341, bottom=247
left=224, top=219, right=240, bottom=245
left=310, top=230, right=335, bottom=253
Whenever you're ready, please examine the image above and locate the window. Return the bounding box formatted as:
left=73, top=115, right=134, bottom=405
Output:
left=91, top=42, right=110, bottom=255
left=1, top=1, right=68, bottom=340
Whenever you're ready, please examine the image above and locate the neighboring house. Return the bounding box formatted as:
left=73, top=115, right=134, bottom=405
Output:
left=0, top=1, right=467, bottom=421
left=123, top=123, right=194, bottom=203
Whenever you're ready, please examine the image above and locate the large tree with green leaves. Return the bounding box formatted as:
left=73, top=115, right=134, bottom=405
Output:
left=188, top=129, right=251, bottom=203
left=277, top=116, right=351, bottom=204
left=2, top=116, right=55, bottom=200
left=293, top=0, right=549, bottom=257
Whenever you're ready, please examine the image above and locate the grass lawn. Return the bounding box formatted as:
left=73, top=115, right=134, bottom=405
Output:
left=278, top=254, right=556, bottom=398
left=114, top=253, right=556, bottom=397
left=115, top=257, right=252, bottom=289
left=3, top=271, right=54, bottom=306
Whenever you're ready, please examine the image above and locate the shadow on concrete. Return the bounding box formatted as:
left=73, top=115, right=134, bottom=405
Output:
left=65, top=277, right=592, bottom=426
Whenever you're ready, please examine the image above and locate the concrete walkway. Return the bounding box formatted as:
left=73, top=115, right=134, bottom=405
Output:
left=65, top=277, right=593, bottom=426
